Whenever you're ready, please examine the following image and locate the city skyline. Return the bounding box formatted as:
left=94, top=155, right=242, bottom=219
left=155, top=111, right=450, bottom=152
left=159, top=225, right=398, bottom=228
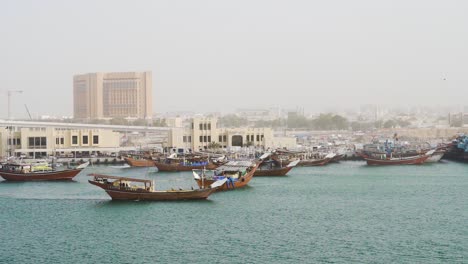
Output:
left=1, top=0, right=468, bottom=118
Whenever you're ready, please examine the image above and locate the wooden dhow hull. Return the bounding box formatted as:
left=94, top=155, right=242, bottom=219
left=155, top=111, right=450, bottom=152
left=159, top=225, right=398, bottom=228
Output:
left=330, top=154, right=344, bottom=163
left=298, top=158, right=332, bottom=166
left=425, top=152, right=445, bottom=163
left=254, top=166, right=293, bottom=176
left=154, top=161, right=218, bottom=172
left=195, top=165, right=258, bottom=191
left=0, top=169, right=83, bottom=181
left=124, top=157, right=155, bottom=167
left=365, top=155, right=430, bottom=165
left=89, top=180, right=216, bottom=201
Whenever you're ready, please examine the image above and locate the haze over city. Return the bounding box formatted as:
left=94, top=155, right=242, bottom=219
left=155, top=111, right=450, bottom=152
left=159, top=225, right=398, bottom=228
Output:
left=1, top=0, right=468, bottom=118
left=2, top=2, right=468, bottom=264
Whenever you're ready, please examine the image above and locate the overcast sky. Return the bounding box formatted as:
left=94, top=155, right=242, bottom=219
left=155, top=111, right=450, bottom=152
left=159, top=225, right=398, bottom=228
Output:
left=1, top=0, right=467, bottom=118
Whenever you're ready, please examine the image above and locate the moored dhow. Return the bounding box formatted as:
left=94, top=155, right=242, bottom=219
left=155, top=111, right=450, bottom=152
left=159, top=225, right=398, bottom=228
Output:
left=153, top=153, right=222, bottom=172
left=425, top=148, right=446, bottom=163
left=254, top=152, right=300, bottom=177
left=298, top=153, right=336, bottom=166
left=124, top=156, right=155, bottom=167
left=88, top=174, right=225, bottom=201
left=272, top=149, right=336, bottom=166
left=0, top=162, right=89, bottom=181
left=444, top=135, right=468, bottom=162
left=193, top=160, right=258, bottom=191
left=364, top=150, right=435, bottom=165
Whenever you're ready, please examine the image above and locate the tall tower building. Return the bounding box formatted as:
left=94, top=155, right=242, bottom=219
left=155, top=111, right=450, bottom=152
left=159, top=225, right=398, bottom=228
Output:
left=73, top=71, right=152, bottom=119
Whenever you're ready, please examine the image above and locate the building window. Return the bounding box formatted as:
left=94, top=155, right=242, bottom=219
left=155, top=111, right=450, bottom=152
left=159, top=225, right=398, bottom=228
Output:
left=72, top=136, right=78, bottom=145
left=203, top=136, right=207, bottom=142
left=27, top=137, right=47, bottom=149
left=261, top=135, right=264, bottom=141
left=16, top=138, right=20, bottom=145
left=199, top=124, right=203, bottom=130
left=93, top=135, right=99, bottom=144
left=60, top=138, right=64, bottom=144
left=208, top=136, right=211, bottom=142
left=223, top=135, right=227, bottom=142
left=183, top=136, right=187, bottom=143
left=208, top=123, right=211, bottom=130
left=83, top=136, right=89, bottom=144
left=56, top=138, right=60, bottom=144
left=256, top=135, right=260, bottom=141
left=199, top=136, right=203, bottom=142
left=188, top=136, right=191, bottom=142
left=219, top=135, right=222, bottom=142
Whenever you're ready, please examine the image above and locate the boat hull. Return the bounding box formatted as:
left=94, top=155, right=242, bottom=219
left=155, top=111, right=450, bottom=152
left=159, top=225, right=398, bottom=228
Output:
left=89, top=180, right=216, bottom=201
left=254, top=166, right=293, bottom=176
left=365, top=155, right=430, bottom=165
left=426, top=152, right=444, bottom=163
left=443, top=145, right=468, bottom=162
left=195, top=164, right=258, bottom=191
left=124, top=157, right=155, bottom=167
left=329, top=154, right=344, bottom=163
left=154, top=161, right=218, bottom=172
left=0, top=169, right=83, bottom=181
left=298, top=158, right=331, bottom=166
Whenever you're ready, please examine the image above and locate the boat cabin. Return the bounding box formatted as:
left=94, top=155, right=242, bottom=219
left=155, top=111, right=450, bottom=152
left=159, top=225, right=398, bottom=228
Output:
left=0, top=163, right=53, bottom=173
left=194, top=160, right=255, bottom=181
left=89, top=174, right=154, bottom=192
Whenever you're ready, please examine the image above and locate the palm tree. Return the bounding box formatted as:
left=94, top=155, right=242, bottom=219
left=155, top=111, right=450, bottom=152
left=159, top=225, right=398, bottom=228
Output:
left=207, top=142, right=221, bottom=149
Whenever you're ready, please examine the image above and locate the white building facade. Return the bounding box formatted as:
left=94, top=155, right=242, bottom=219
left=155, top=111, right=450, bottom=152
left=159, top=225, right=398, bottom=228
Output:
left=167, top=117, right=296, bottom=151
left=0, top=127, right=121, bottom=158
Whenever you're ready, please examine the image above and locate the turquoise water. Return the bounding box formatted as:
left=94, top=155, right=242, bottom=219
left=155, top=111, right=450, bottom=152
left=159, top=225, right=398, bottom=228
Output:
left=0, top=161, right=467, bottom=263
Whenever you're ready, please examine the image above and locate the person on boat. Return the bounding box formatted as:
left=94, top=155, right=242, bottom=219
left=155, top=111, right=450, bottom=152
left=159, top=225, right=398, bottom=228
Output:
left=226, top=176, right=234, bottom=188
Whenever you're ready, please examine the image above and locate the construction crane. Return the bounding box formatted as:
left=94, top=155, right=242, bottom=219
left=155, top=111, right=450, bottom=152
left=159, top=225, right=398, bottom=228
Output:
left=7, top=90, right=23, bottom=120
left=24, top=104, right=33, bottom=120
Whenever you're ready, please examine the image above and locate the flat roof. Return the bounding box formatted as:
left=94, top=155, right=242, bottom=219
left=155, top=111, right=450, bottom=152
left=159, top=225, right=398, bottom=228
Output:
left=89, top=173, right=152, bottom=183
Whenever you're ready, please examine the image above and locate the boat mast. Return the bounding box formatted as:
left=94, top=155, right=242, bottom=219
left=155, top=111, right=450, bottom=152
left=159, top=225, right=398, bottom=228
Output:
left=201, top=166, right=205, bottom=189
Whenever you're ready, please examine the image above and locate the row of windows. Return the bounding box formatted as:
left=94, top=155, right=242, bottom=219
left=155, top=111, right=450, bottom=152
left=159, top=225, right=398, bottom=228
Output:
left=183, top=136, right=192, bottom=143
left=195, top=134, right=264, bottom=143
left=247, top=135, right=264, bottom=142
left=28, top=137, right=47, bottom=149
left=198, top=123, right=212, bottom=130
left=56, top=137, right=65, bottom=145
left=199, top=136, right=212, bottom=143
left=71, top=135, right=99, bottom=145
left=28, top=128, right=46, bottom=132
left=7, top=138, right=21, bottom=145
left=103, top=80, right=139, bottom=89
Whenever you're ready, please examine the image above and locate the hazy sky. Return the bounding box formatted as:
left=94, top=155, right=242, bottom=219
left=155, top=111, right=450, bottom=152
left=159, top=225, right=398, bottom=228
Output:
left=1, top=0, right=467, bottom=118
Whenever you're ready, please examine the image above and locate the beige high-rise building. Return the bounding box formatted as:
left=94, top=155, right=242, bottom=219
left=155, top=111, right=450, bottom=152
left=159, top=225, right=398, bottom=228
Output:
left=73, top=71, right=152, bottom=119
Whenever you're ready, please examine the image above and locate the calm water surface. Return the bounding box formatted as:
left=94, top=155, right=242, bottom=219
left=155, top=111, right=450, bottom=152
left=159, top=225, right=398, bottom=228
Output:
left=0, top=161, right=467, bottom=263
